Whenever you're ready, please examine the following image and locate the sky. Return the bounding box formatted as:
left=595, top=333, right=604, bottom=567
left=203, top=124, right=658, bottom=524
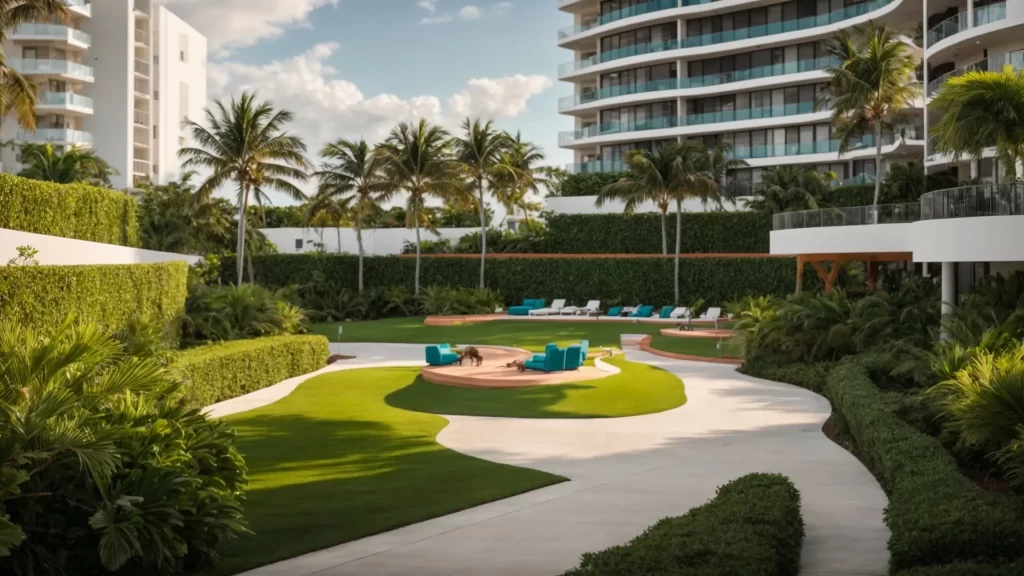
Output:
left=160, top=0, right=575, bottom=206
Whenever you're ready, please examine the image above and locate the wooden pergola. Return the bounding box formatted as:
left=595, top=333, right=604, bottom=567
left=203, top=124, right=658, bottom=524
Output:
left=795, top=252, right=914, bottom=293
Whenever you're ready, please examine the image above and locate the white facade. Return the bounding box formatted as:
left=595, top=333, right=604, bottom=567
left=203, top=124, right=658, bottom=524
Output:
left=0, top=227, right=200, bottom=266
left=557, top=0, right=925, bottom=195
left=544, top=194, right=752, bottom=214
left=0, top=0, right=206, bottom=190
left=261, top=227, right=482, bottom=256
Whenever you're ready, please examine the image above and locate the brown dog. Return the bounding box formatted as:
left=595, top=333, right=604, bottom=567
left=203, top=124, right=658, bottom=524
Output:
left=457, top=346, right=483, bottom=366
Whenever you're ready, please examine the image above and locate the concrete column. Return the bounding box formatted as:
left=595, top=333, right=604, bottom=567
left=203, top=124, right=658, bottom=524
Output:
left=922, top=262, right=929, bottom=277
left=971, top=159, right=979, bottom=181
left=967, top=0, right=975, bottom=28
left=941, top=261, right=956, bottom=317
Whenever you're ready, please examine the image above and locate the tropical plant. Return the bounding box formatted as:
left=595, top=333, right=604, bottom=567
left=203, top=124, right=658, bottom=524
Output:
left=312, top=139, right=389, bottom=291
left=180, top=92, right=310, bottom=287
left=17, top=143, right=117, bottom=187
left=596, top=157, right=673, bottom=255
left=744, top=167, right=834, bottom=214
left=494, top=132, right=548, bottom=226
left=182, top=283, right=307, bottom=345
left=728, top=295, right=780, bottom=359
left=930, top=66, right=1024, bottom=180
left=0, top=0, right=71, bottom=130
left=417, top=285, right=503, bottom=316
left=377, top=119, right=461, bottom=295
left=451, top=118, right=515, bottom=288
left=5, top=244, right=37, bottom=266
left=823, top=23, right=920, bottom=209
left=705, top=141, right=749, bottom=200
left=138, top=171, right=236, bottom=254
left=0, top=318, right=248, bottom=574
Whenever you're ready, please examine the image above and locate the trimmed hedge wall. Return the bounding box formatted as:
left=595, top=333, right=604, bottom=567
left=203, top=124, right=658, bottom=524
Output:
left=562, top=473, right=803, bottom=576
left=546, top=212, right=772, bottom=254
left=225, top=254, right=799, bottom=305
left=0, top=261, right=187, bottom=336
left=557, top=172, right=626, bottom=198
left=170, top=335, right=330, bottom=409
left=0, top=173, right=140, bottom=246
left=895, top=561, right=1024, bottom=576
left=826, top=362, right=1024, bottom=571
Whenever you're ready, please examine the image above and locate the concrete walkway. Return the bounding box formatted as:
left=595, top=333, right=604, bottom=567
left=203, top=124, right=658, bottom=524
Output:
left=227, top=343, right=889, bottom=576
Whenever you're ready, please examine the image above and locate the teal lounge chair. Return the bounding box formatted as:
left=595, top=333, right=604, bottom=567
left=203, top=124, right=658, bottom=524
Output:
left=637, top=305, right=655, bottom=317
left=426, top=344, right=459, bottom=366
left=563, top=345, right=583, bottom=370
left=509, top=299, right=545, bottom=316
left=524, top=347, right=567, bottom=372
left=659, top=306, right=675, bottom=319
left=607, top=306, right=623, bottom=317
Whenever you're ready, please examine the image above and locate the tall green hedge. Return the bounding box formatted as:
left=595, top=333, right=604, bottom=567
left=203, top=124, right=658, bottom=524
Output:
left=546, top=212, right=772, bottom=254
left=170, top=335, right=330, bottom=409
left=556, top=172, right=627, bottom=198
left=0, top=173, right=140, bottom=246
left=0, top=261, right=187, bottom=335
left=224, top=253, right=798, bottom=305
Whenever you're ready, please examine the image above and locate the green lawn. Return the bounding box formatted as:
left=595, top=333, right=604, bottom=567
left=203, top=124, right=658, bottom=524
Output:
left=386, top=355, right=686, bottom=418
left=646, top=334, right=741, bottom=359
left=210, top=367, right=563, bottom=575
left=310, top=317, right=733, bottom=354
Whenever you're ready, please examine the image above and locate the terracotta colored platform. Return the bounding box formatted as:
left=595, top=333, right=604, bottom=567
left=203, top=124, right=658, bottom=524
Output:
left=638, top=336, right=741, bottom=365
left=420, top=346, right=611, bottom=388
left=423, top=314, right=507, bottom=326
left=659, top=328, right=734, bottom=339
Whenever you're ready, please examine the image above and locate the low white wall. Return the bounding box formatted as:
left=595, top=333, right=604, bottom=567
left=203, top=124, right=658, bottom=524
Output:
left=0, top=228, right=201, bottom=266
left=770, top=223, right=913, bottom=256
left=544, top=195, right=751, bottom=215
left=911, top=216, right=1024, bottom=263
left=261, top=227, right=480, bottom=256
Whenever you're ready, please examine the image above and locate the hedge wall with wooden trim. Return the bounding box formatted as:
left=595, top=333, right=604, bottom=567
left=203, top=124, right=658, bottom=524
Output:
left=545, top=212, right=773, bottom=254
left=0, top=173, right=140, bottom=246
left=0, top=261, right=187, bottom=336
left=224, top=253, right=799, bottom=305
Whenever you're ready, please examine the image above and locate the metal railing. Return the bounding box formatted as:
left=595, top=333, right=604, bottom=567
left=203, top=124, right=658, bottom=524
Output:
left=773, top=203, right=921, bottom=230
left=559, top=0, right=677, bottom=39
left=921, top=184, right=1024, bottom=219
left=927, top=2, right=1006, bottom=46
left=927, top=49, right=1024, bottom=95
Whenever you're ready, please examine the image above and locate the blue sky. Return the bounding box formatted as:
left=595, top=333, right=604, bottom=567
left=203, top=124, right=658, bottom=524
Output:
left=164, top=0, right=574, bottom=204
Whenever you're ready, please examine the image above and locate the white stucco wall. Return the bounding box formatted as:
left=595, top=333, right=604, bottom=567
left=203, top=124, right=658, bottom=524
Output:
left=0, top=228, right=200, bottom=266
left=544, top=195, right=751, bottom=215
left=771, top=223, right=914, bottom=256
left=910, top=216, right=1024, bottom=263
left=261, top=227, right=480, bottom=256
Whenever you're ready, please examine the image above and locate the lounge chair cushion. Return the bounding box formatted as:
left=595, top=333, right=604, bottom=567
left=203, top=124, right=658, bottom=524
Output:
left=659, top=306, right=674, bottom=319
left=426, top=344, right=459, bottom=366
left=508, top=298, right=546, bottom=316
left=607, top=306, right=622, bottom=317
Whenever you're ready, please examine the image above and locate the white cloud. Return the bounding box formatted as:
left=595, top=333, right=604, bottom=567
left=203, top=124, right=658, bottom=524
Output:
left=161, top=0, right=338, bottom=55
left=418, top=0, right=438, bottom=11
left=419, top=1, right=508, bottom=25
left=458, top=6, right=481, bottom=19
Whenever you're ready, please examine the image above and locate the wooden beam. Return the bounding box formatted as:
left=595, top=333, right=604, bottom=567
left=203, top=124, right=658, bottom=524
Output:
left=798, top=252, right=913, bottom=263
left=867, top=261, right=878, bottom=291
left=795, top=255, right=804, bottom=295
left=825, top=261, right=841, bottom=292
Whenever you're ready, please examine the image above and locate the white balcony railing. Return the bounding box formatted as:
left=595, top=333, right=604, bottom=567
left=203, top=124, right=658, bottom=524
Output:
left=133, top=159, right=149, bottom=174
left=134, top=28, right=148, bottom=44
left=133, top=110, right=148, bottom=125
left=134, top=78, right=149, bottom=95
left=12, top=23, right=90, bottom=45
left=67, top=0, right=91, bottom=16
left=37, top=91, right=94, bottom=110
left=17, top=128, right=93, bottom=145
left=9, top=58, right=94, bottom=81
left=135, top=58, right=149, bottom=77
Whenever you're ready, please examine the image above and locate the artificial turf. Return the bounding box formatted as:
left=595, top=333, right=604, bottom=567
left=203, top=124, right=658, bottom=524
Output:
left=386, top=354, right=687, bottom=419
left=209, top=367, right=564, bottom=575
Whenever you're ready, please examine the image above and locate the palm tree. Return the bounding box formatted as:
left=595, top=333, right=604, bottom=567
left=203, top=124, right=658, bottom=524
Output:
left=451, top=118, right=516, bottom=288
left=138, top=171, right=234, bottom=254
left=0, top=1, right=70, bottom=130
left=18, top=143, right=116, bottom=186
left=744, top=167, right=834, bottom=214
left=311, top=139, right=389, bottom=291
left=180, top=92, right=310, bottom=287
left=930, top=67, right=1024, bottom=180
left=304, top=188, right=350, bottom=254
left=377, top=119, right=460, bottom=295
left=496, top=132, right=547, bottom=226
left=822, top=23, right=919, bottom=211
left=705, top=141, right=749, bottom=200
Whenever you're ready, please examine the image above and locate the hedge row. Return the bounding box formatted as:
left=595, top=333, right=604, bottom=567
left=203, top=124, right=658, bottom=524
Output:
left=225, top=254, right=799, bottom=306
left=545, top=212, right=772, bottom=254
left=826, top=362, right=1024, bottom=571
left=0, top=173, right=140, bottom=246
left=562, top=473, right=803, bottom=576
left=170, top=335, right=330, bottom=409
left=0, top=261, right=187, bottom=337
left=895, top=561, right=1024, bottom=576
left=556, top=172, right=627, bottom=198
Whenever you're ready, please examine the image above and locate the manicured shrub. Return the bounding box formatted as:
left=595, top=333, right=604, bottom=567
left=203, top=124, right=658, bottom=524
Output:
left=744, top=357, right=830, bottom=394
left=169, top=335, right=330, bottom=409
left=826, top=362, right=1024, bottom=571
left=562, top=473, right=803, bottom=576
left=557, top=171, right=626, bottom=197
left=895, top=560, right=1024, bottom=576
left=0, top=173, right=139, bottom=246
left=545, top=212, right=772, bottom=254
left=224, top=254, right=798, bottom=308
left=0, top=261, right=187, bottom=338
left=182, top=282, right=307, bottom=345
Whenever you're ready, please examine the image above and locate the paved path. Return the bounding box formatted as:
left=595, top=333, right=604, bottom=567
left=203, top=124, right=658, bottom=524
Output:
left=226, top=343, right=889, bottom=576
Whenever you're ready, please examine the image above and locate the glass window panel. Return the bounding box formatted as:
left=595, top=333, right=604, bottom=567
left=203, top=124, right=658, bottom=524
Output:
left=800, top=125, right=814, bottom=144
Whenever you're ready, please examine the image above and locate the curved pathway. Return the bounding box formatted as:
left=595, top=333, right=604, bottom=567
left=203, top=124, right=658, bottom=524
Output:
left=229, top=344, right=889, bottom=576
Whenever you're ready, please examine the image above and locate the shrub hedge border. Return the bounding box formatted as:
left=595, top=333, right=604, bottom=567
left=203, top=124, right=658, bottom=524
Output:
left=545, top=212, right=772, bottom=254
left=170, top=335, right=330, bottom=410
left=0, top=173, right=140, bottom=246
left=561, top=473, right=804, bottom=575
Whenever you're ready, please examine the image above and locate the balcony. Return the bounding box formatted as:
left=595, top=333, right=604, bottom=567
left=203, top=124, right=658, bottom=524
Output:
left=135, top=58, right=149, bottom=77
left=559, top=0, right=678, bottom=40
left=773, top=203, right=921, bottom=230
left=67, top=0, right=91, bottom=17
left=560, top=0, right=893, bottom=76
left=133, top=109, right=149, bottom=125
left=686, top=101, right=825, bottom=126
left=37, top=91, right=94, bottom=112
left=133, top=159, right=150, bottom=175
left=560, top=116, right=680, bottom=144
left=17, top=128, right=93, bottom=146
left=561, top=78, right=677, bottom=111
left=567, top=159, right=627, bottom=174
left=11, top=23, right=91, bottom=46
left=10, top=58, right=94, bottom=81
left=921, top=183, right=1024, bottom=219
left=927, top=2, right=1006, bottom=47
left=135, top=28, right=149, bottom=45
left=927, top=49, right=1024, bottom=95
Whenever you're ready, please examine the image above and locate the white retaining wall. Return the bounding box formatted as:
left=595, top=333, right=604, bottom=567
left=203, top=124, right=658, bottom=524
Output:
left=544, top=195, right=753, bottom=215
left=261, top=227, right=480, bottom=256
left=0, top=228, right=201, bottom=266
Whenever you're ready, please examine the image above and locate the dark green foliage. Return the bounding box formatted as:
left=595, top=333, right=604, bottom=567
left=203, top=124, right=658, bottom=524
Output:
left=0, top=261, right=187, bottom=338
left=417, top=286, right=503, bottom=315
left=826, top=362, right=1024, bottom=571
left=562, top=473, right=803, bottom=576
left=169, top=335, right=329, bottom=409
left=252, top=205, right=305, bottom=228
left=222, top=253, right=797, bottom=307
left=402, top=227, right=551, bottom=255
left=895, top=560, right=1024, bottom=575
left=182, top=283, right=308, bottom=345
left=0, top=173, right=139, bottom=246
left=744, top=357, right=831, bottom=394
left=546, top=212, right=772, bottom=254
left=555, top=172, right=626, bottom=197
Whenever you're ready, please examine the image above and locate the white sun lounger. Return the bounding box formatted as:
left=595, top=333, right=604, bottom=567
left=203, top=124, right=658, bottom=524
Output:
left=561, top=300, right=600, bottom=316
left=529, top=299, right=566, bottom=316
left=669, top=307, right=691, bottom=319
left=700, top=307, right=724, bottom=328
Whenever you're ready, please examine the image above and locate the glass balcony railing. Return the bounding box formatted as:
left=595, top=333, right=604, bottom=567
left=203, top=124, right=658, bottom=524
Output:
left=9, top=58, right=94, bottom=80
left=927, top=49, right=1024, bottom=95
left=921, top=183, right=1024, bottom=219
left=773, top=203, right=922, bottom=230
left=560, top=78, right=677, bottom=110
left=560, top=116, right=680, bottom=143
left=66, top=0, right=91, bottom=14
left=567, top=159, right=627, bottom=174
left=17, top=128, right=93, bottom=145
left=559, top=0, right=677, bottom=39
left=974, top=1, right=1007, bottom=27
left=560, top=39, right=680, bottom=76
left=13, top=23, right=91, bottom=44
left=928, top=2, right=1005, bottom=46
left=686, top=101, right=823, bottom=126
left=37, top=91, right=94, bottom=109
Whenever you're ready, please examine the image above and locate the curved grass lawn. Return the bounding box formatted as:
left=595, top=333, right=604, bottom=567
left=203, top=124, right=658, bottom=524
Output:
left=386, top=355, right=686, bottom=418
left=209, top=367, right=563, bottom=576
left=645, top=334, right=741, bottom=360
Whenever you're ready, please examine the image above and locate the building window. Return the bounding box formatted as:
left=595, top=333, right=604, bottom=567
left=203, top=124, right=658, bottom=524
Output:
left=180, top=33, right=189, bottom=62
left=294, top=239, right=303, bottom=250
left=153, top=125, right=158, bottom=138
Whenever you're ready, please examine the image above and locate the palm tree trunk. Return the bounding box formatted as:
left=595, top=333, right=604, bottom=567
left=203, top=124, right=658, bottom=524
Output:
left=872, top=123, right=883, bottom=224
left=478, top=176, right=487, bottom=289
left=414, top=206, right=422, bottom=296
left=336, top=225, right=342, bottom=254
left=660, top=211, right=668, bottom=255
left=674, top=199, right=682, bottom=305
left=356, top=214, right=365, bottom=293
left=235, top=184, right=249, bottom=288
